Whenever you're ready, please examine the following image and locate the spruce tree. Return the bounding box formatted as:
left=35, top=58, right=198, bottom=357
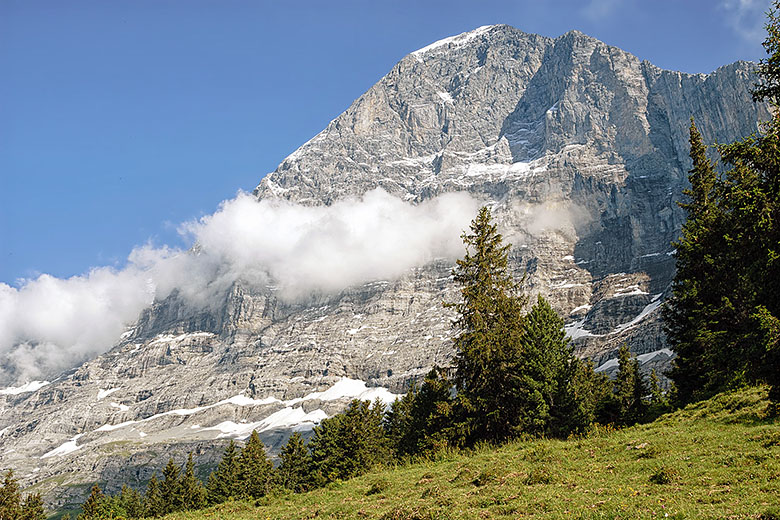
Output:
left=77, top=485, right=105, bottom=520
left=446, top=206, right=527, bottom=443
left=179, top=453, right=206, bottom=510
left=20, top=493, right=45, bottom=520
left=0, top=470, right=22, bottom=520
left=144, top=475, right=163, bottom=518
left=237, top=430, right=273, bottom=499
left=664, top=119, right=721, bottom=403
left=114, top=485, right=143, bottom=519
left=206, top=440, right=240, bottom=504
left=159, top=457, right=182, bottom=514
left=521, top=295, right=574, bottom=436
left=275, top=432, right=312, bottom=493
left=309, top=399, right=389, bottom=484
left=614, top=345, right=647, bottom=426
left=396, top=367, right=454, bottom=456
left=384, top=385, right=417, bottom=457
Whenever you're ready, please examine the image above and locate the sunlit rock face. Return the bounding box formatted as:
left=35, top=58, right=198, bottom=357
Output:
left=0, top=25, right=768, bottom=511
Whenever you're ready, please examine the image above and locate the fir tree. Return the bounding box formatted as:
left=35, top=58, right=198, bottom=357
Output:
left=179, top=453, right=206, bottom=511
left=20, top=493, right=45, bottom=520
left=384, top=385, right=417, bottom=457
left=77, top=485, right=105, bottom=520
left=159, top=457, right=182, bottom=514
left=309, top=399, right=390, bottom=484
left=144, top=475, right=163, bottom=518
left=0, top=470, right=22, bottom=520
left=237, top=430, right=273, bottom=499
left=275, top=432, right=312, bottom=493
left=614, top=345, right=647, bottom=426
left=206, top=441, right=240, bottom=504
left=664, top=119, right=721, bottom=403
left=445, top=206, right=527, bottom=443
left=521, top=295, right=575, bottom=436
left=396, top=367, right=454, bottom=456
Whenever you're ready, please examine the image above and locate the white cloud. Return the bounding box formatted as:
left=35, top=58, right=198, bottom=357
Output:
left=0, top=189, right=480, bottom=385
left=581, top=0, right=623, bottom=22
left=719, top=0, right=772, bottom=43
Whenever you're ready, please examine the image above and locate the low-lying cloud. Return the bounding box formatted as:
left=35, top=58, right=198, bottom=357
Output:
left=0, top=189, right=480, bottom=385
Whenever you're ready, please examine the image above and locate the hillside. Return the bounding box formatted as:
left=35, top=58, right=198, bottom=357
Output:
left=159, top=386, right=779, bottom=520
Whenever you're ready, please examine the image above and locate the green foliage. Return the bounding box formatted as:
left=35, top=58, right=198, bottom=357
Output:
left=275, top=432, right=313, bottom=493
left=20, top=493, right=45, bottom=520
left=753, top=0, right=780, bottom=105
left=560, top=358, right=613, bottom=434
left=206, top=441, right=240, bottom=505
left=236, top=431, right=273, bottom=499
left=666, top=4, right=780, bottom=406
left=179, top=453, right=206, bottom=511
left=394, top=367, right=455, bottom=456
left=446, top=206, right=528, bottom=443
left=77, top=485, right=105, bottom=520
left=309, top=399, right=390, bottom=484
left=160, top=457, right=182, bottom=515
left=520, top=295, right=580, bottom=437
left=611, top=344, right=648, bottom=426
left=0, top=470, right=22, bottom=520
left=145, top=475, right=164, bottom=518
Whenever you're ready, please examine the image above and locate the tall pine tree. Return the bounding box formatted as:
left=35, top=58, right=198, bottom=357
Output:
left=664, top=119, right=722, bottom=403
left=206, top=441, right=241, bottom=504
left=446, top=206, right=527, bottom=443
left=237, top=430, right=273, bottom=499
left=275, top=432, right=312, bottom=493
left=179, top=453, right=206, bottom=510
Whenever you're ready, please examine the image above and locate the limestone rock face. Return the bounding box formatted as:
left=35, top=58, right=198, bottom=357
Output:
left=0, top=25, right=768, bottom=511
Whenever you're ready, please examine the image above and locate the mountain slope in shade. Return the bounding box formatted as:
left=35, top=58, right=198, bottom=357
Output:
left=0, top=25, right=769, bottom=511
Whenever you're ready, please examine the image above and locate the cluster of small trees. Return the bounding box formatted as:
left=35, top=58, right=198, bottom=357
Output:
left=665, top=1, right=780, bottom=407
left=0, top=470, right=45, bottom=520
left=76, top=432, right=272, bottom=519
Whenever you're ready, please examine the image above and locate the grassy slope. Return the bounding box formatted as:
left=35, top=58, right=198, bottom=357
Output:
left=166, top=387, right=780, bottom=520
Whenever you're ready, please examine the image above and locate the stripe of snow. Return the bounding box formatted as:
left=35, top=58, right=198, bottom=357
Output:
left=0, top=381, right=49, bottom=395
left=41, top=434, right=83, bottom=459
left=612, top=294, right=663, bottom=334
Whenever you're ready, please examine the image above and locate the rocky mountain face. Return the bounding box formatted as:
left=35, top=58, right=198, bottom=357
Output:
left=0, top=25, right=769, bottom=511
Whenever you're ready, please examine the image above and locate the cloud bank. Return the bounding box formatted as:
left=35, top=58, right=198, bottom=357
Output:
left=0, top=189, right=479, bottom=385
left=719, top=0, right=772, bottom=43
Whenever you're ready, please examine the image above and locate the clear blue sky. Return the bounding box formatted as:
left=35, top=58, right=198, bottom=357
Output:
left=0, top=0, right=772, bottom=283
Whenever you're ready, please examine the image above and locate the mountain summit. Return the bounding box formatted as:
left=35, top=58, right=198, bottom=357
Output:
left=0, top=26, right=769, bottom=511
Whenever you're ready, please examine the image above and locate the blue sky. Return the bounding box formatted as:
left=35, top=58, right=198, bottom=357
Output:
left=0, top=0, right=773, bottom=283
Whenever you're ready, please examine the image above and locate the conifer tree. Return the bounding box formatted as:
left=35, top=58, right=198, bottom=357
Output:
left=114, top=485, right=144, bottom=519
left=77, top=485, right=105, bottom=520
left=396, top=367, right=454, bottom=456
left=237, top=430, right=273, bottom=499
left=614, top=345, right=647, bottom=426
left=384, top=385, right=417, bottom=457
left=144, top=475, right=163, bottom=518
left=20, top=493, right=45, bottom=520
left=664, top=119, right=722, bottom=403
left=520, top=295, right=575, bottom=436
left=179, top=453, right=206, bottom=510
left=159, top=457, right=182, bottom=514
left=446, top=206, right=527, bottom=443
left=275, top=432, right=312, bottom=493
left=206, top=440, right=240, bottom=504
left=0, top=470, right=22, bottom=520
left=309, top=399, right=389, bottom=484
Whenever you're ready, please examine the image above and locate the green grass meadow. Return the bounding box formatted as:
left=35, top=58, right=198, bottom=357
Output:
left=160, top=386, right=780, bottom=520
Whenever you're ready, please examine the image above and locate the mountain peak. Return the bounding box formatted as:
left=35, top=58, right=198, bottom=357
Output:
left=409, top=25, right=500, bottom=59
